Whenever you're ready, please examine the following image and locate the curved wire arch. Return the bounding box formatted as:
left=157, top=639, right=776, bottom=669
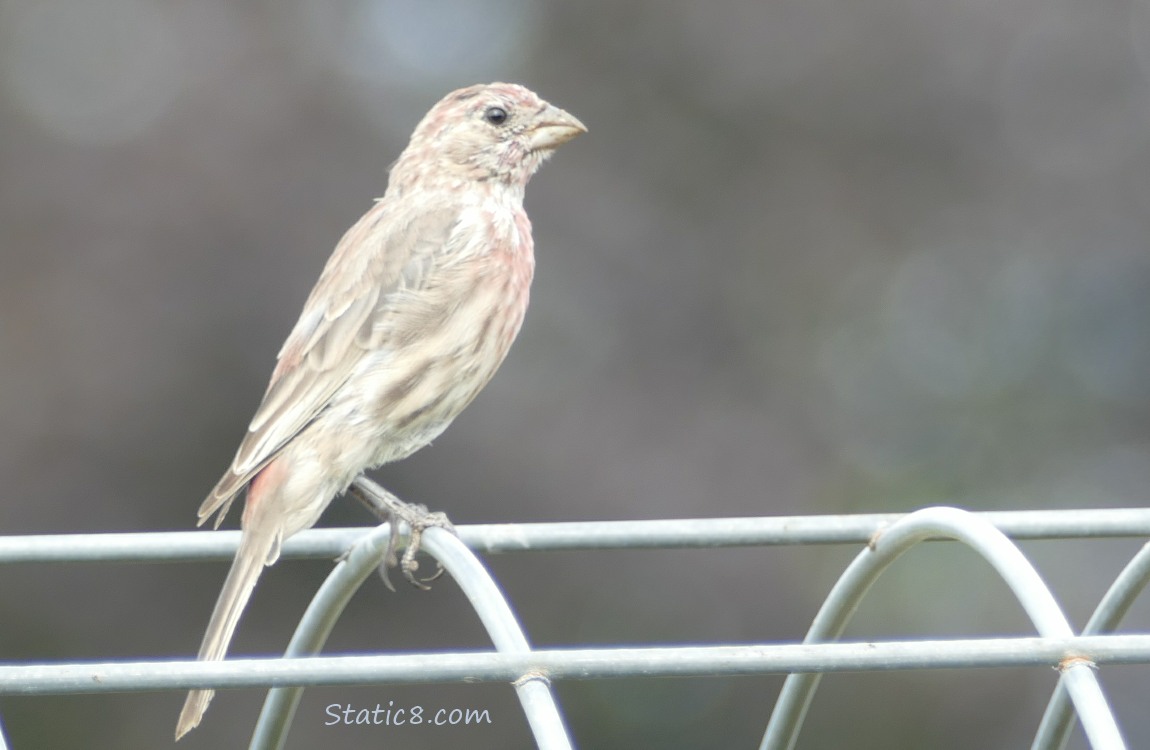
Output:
left=759, top=506, right=1127, bottom=750
left=249, top=477, right=572, bottom=750
left=1032, top=541, right=1150, bottom=750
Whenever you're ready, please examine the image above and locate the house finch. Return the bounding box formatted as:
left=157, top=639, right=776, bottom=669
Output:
left=175, top=82, right=585, bottom=739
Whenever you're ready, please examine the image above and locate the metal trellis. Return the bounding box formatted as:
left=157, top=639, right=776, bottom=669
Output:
left=0, top=504, right=1148, bottom=749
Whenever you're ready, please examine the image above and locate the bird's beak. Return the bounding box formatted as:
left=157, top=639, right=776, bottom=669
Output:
left=527, top=104, right=587, bottom=151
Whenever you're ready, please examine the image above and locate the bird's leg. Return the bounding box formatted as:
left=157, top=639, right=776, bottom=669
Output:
left=349, top=477, right=454, bottom=591
left=347, top=482, right=401, bottom=578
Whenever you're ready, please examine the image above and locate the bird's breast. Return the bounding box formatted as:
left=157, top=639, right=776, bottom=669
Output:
left=344, top=202, right=535, bottom=465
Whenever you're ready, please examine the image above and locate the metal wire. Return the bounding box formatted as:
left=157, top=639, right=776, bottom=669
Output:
left=2, top=508, right=1150, bottom=564
left=247, top=514, right=392, bottom=750
left=249, top=480, right=572, bottom=750
left=0, top=507, right=1147, bottom=749
left=1033, top=541, right=1150, bottom=750
left=2, top=637, right=1149, bottom=693
left=759, top=507, right=1128, bottom=750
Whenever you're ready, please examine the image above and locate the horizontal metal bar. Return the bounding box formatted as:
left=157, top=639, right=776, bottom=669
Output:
left=1, top=508, right=1148, bottom=564
left=2, top=636, right=1150, bottom=695
left=464, top=509, right=1150, bottom=551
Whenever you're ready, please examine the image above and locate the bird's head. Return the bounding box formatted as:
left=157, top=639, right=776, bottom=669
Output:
left=393, top=82, right=586, bottom=190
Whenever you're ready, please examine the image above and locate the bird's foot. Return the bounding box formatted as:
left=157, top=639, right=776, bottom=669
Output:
left=350, top=477, right=455, bottom=591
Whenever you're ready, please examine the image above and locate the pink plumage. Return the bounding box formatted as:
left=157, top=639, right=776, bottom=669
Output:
left=176, top=83, right=584, bottom=739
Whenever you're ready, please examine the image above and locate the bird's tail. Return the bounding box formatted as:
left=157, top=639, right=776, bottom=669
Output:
left=175, top=524, right=279, bottom=740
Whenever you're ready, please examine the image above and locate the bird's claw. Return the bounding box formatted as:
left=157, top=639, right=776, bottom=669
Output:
left=350, top=477, right=455, bottom=591
left=396, top=509, right=452, bottom=590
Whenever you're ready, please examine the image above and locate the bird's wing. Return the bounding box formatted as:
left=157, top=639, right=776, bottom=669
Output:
left=198, top=202, right=460, bottom=526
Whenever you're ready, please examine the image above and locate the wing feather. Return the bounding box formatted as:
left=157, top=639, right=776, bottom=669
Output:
left=198, top=202, right=460, bottom=525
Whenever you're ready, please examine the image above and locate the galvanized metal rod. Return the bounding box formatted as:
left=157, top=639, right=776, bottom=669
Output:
left=424, top=525, right=573, bottom=750
left=1, top=509, right=1149, bottom=564
left=759, top=506, right=1127, bottom=750
left=1032, top=541, right=1150, bottom=750
left=247, top=477, right=572, bottom=750
left=247, top=520, right=390, bottom=750
left=1, top=636, right=1149, bottom=694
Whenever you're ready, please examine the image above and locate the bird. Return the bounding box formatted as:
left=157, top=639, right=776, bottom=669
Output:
left=175, top=82, right=585, bottom=739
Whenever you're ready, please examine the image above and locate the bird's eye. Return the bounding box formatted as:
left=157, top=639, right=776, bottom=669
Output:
left=484, top=106, right=509, bottom=125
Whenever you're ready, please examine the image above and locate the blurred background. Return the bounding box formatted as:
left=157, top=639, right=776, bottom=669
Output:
left=1, top=0, right=1149, bottom=747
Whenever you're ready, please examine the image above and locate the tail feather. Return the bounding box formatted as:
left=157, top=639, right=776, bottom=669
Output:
left=175, top=527, right=278, bottom=740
